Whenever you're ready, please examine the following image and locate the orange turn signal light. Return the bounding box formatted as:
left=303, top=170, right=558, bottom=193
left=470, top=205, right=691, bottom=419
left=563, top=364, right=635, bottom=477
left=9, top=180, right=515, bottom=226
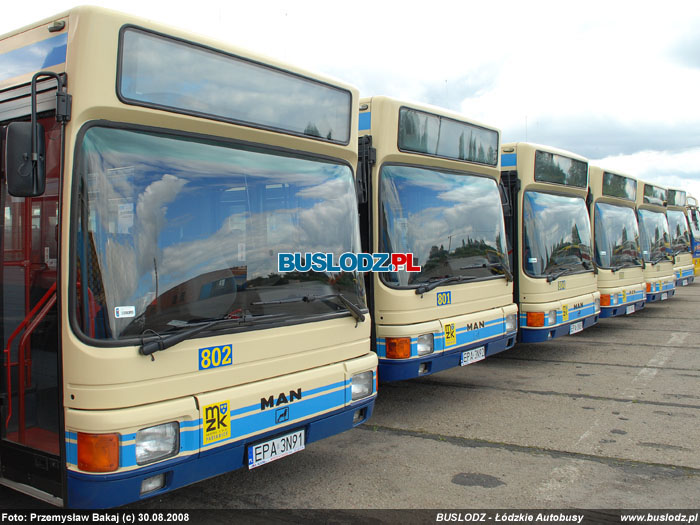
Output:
left=646, top=283, right=652, bottom=293
left=526, top=312, right=545, bottom=327
left=600, top=294, right=611, bottom=306
left=385, top=337, right=411, bottom=359
left=77, top=432, right=119, bottom=472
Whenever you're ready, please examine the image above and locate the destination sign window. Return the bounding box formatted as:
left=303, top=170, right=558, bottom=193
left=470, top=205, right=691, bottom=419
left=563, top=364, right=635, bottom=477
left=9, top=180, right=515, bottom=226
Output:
left=118, top=28, right=351, bottom=144
left=602, top=172, right=636, bottom=201
left=398, top=108, right=498, bottom=166
left=534, top=151, right=587, bottom=188
left=667, top=189, right=686, bottom=207
left=643, top=184, right=666, bottom=206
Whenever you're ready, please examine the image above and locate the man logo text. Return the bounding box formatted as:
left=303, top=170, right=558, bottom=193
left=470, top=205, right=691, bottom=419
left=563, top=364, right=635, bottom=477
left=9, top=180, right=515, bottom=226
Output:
left=261, top=388, right=302, bottom=410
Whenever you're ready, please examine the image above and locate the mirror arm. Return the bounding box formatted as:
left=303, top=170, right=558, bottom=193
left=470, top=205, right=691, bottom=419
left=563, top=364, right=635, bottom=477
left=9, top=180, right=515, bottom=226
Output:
left=30, top=72, right=70, bottom=173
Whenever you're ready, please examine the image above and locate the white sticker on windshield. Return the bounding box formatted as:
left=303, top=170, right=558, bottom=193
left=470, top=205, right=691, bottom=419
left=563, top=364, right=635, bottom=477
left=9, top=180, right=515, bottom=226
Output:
left=115, top=306, right=136, bottom=318
left=528, top=258, right=538, bottom=263
left=600, top=251, right=607, bottom=256
left=118, top=203, right=134, bottom=234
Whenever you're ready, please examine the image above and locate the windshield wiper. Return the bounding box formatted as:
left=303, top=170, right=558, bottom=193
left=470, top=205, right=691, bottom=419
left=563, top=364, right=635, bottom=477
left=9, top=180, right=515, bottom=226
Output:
left=140, top=313, right=277, bottom=356
left=545, top=267, right=580, bottom=283
left=461, top=261, right=514, bottom=282
left=609, top=260, right=641, bottom=272
left=251, top=293, right=366, bottom=323
left=140, top=318, right=231, bottom=356
left=415, top=275, right=478, bottom=295
left=649, top=255, right=672, bottom=265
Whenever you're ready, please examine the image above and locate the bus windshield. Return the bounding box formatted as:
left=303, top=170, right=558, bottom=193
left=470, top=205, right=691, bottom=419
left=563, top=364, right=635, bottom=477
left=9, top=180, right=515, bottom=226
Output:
left=379, top=165, right=509, bottom=287
left=687, top=207, right=700, bottom=238
left=637, top=209, right=671, bottom=264
left=522, top=191, right=592, bottom=278
left=73, top=126, right=364, bottom=341
left=667, top=209, right=691, bottom=255
left=594, top=202, right=643, bottom=269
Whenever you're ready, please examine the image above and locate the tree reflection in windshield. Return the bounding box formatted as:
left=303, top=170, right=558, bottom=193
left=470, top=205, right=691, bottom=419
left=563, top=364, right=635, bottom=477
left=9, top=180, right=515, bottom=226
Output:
left=522, top=191, right=593, bottom=278
left=594, top=202, right=643, bottom=269
left=637, top=209, right=671, bottom=263
left=667, top=210, right=691, bottom=256
left=74, top=126, right=364, bottom=340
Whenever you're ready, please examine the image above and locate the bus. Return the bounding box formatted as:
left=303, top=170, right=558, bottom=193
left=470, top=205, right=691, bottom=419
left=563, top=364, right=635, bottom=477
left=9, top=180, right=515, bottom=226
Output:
left=356, top=96, right=517, bottom=381
left=588, top=167, right=646, bottom=317
left=501, top=143, right=600, bottom=342
left=635, top=182, right=675, bottom=301
left=0, top=7, right=377, bottom=508
left=666, top=188, right=695, bottom=286
left=685, top=195, right=700, bottom=276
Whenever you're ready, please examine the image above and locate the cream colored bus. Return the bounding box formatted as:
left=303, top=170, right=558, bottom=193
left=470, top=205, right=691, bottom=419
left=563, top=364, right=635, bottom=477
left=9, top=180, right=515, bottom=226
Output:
left=356, top=97, right=517, bottom=381
left=635, top=182, right=676, bottom=301
left=666, top=188, right=695, bottom=286
left=588, top=167, right=646, bottom=317
left=0, top=7, right=376, bottom=508
left=685, top=195, right=700, bottom=276
left=501, top=143, right=600, bottom=342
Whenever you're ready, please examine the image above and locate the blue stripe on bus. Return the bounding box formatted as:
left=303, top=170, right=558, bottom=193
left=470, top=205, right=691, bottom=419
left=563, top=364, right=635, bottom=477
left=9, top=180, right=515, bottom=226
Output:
left=0, top=33, right=68, bottom=83
left=519, top=301, right=597, bottom=327
left=358, top=112, right=371, bottom=131
left=376, top=318, right=507, bottom=358
left=501, top=153, right=516, bottom=167
left=65, top=379, right=350, bottom=470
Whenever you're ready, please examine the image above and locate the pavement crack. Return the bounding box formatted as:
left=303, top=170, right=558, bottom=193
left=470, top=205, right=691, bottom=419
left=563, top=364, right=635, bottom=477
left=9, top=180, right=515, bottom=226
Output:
left=359, top=425, right=700, bottom=476
left=390, top=379, right=700, bottom=411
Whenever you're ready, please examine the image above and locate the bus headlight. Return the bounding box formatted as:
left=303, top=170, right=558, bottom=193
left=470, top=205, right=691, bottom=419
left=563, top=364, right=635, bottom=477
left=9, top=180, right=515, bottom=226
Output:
left=135, top=422, right=179, bottom=465
left=416, top=333, right=434, bottom=356
left=505, top=314, right=517, bottom=333
left=547, top=310, right=557, bottom=326
left=351, top=371, right=373, bottom=401
left=594, top=297, right=601, bottom=312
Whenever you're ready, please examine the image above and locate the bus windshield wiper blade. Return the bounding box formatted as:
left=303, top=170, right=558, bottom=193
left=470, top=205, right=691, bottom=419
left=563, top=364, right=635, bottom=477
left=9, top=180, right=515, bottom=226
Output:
left=415, top=275, right=477, bottom=295
left=140, top=318, right=230, bottom=356
left=140, top=313, right=277, bottom=356
left=251, top=293, right=366, bottom=323
left=460, top=261, right=513, bottom=282
left=650, top=255, right=671, bottom=265
left=545, top=267, right=579, bottom=283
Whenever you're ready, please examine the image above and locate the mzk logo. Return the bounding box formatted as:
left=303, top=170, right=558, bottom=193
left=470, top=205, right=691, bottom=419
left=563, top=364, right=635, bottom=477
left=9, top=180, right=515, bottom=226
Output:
left=278, top=252, right=421, bottom=273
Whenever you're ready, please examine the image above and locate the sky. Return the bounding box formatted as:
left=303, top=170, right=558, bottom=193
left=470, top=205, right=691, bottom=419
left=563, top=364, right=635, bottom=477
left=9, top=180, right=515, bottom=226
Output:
left=4, top=0, right=700, bottom=198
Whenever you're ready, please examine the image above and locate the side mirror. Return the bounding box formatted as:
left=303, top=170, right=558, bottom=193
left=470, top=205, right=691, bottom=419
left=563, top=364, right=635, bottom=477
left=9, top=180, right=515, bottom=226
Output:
left=4, top=121, right=46, bottom=197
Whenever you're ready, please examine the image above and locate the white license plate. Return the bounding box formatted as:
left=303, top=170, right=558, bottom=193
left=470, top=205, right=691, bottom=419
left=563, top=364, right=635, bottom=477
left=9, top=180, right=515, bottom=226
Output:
left=461, top=346, right=485, bottom=366
left=661, top=292, right=668, bottom=300
left=248, top=429, right=305, bottom=469
left=681, top=279, right=688, bottom=286
left=569, top=321, right=583, bottom=335
left=626, top=305, right=635, bottom=315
